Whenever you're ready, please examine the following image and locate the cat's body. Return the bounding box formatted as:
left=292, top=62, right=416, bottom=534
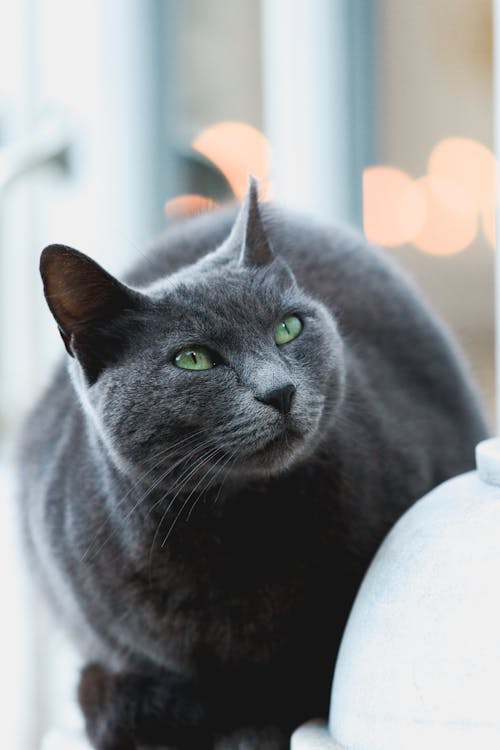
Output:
left=17, top=187, right=487, bottom=749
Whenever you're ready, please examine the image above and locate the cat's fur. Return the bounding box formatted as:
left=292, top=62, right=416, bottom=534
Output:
left=17, top=182, right=487, bottom=749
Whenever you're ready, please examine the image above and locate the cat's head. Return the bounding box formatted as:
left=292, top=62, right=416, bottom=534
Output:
left=40, top=180, right=345, bottom=484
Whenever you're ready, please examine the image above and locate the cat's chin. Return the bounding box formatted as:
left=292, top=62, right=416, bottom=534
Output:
left=236, top=426, right=313, bottom=477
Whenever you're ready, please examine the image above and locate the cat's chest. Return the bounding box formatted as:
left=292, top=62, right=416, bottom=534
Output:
left=159, top=481, right=330, bottom=589
left=123, top=489, right=331, bottom=664
left=136, top=546, right=322, bottom=670
left=144, top=503, right=319, bottom=604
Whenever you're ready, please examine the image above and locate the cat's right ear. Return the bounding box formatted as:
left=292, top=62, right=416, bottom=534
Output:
left=40, top=244, right=142, bottom=379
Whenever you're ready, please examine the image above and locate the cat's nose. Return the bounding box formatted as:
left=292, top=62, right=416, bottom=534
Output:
left=256, top=384, right=296, bottom=415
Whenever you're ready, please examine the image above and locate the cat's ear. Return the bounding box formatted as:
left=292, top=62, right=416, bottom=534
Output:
left=235, top=176, right=274, bottom=268
left=232, top=177, right=297, bottom=289
left=40, top=244, right=142, bottom=380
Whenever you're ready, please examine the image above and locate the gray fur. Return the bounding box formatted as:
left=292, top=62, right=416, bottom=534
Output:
left=17, top=191, right=487, bottom=749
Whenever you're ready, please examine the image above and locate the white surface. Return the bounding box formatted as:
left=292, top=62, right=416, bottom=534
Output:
left=0, top=465, right=31, bottom=750
left=291, top=720, right=340, bottom=750
left=327, top=437, right=500, bottom=749
left=41, top=730, right=91, bottom=750
left=476, top=436, right=500, bottom=485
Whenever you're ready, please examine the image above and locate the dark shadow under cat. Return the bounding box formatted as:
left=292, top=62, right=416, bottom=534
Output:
left=17, top=180, right=487, bottom=749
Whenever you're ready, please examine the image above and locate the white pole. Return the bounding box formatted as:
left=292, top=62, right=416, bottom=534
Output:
left=260, top=0, right=351, bottom=225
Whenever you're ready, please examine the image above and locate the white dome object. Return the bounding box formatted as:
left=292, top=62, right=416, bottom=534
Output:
left=327, top=437, right=500, bottom=750
left=291, top=719, right=340, bottom=749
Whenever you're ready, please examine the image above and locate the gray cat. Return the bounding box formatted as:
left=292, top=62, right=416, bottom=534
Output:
left=17, top=180, right=487, bottom=750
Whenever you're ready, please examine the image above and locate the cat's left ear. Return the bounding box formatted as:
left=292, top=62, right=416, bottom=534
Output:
left=234, top=176, right=297, bottom=288
left=40, top=244, right=144, bottom=382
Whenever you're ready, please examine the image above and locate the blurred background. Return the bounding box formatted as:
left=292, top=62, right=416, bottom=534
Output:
left=0, top=1, right=494, bottom=748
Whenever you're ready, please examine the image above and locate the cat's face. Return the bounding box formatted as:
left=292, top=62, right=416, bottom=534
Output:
left=89, top=261, right=343, bottom=480
left=40, top=182, right=345, bottom=485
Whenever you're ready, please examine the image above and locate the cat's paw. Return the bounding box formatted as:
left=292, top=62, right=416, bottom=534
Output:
left=78, top=664, right=111, bottom=722
left=78, top=662, right=212, bottom=750
left=78, top=664, right=135, bottom=750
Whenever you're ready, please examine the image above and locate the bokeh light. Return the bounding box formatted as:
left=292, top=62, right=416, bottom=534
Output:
left=164, top=194, right=217, bottom=217
left=192, top=121, right=272, bottom=200
left=428, top=138, right=495, bottom=213
left=412, top=176, right=478, bottom=256
left=363, top=137, right=497, bottom=255
left=363, top=167, right=427, bottom=247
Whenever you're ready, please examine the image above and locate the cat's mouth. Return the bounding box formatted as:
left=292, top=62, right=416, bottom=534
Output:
left=225, top=403, right=324, bottom=476
left=263, top=426, right=303, bottom=451
left=246, top=423, right=306, bottom=468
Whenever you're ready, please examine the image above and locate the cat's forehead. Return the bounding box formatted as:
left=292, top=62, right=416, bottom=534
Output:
left=151, top=265, right=280, bottom=312
left=145, top=264, right=296, bottom=342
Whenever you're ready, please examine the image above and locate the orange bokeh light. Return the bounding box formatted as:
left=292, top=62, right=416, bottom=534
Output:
left=424, top=174, right=476, bottom=217
left=164, top=194, right=217, bottom=218
left=412, top=176, right=478, bottom=256
left=363, top=167, right=427, bottom=247
left=363, top=137, right=497, bottom=254
left=428, top=138, right=496, bottom=213
left=192, top=121, right=272, bottom=201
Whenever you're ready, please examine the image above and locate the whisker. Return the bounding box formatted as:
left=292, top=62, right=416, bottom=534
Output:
left=146, top=445, right=223, bottom=582
left=146, top=436, right=218, bottom=516
left=185, top=450, right=235, bottom=523
left=80, top=428, right=208, bottom=562
left=159, top=447, right=225, bottom=548
left=212, top=450, right=239, bottom=508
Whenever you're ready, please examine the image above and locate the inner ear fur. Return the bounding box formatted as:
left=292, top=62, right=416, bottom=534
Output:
left=40, top=244, right=141, bottom=357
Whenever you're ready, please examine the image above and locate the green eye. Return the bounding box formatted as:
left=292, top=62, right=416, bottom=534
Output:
left=274, top=315, right=303, bottom=345
left=174, top=346, right=216, bottom=370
